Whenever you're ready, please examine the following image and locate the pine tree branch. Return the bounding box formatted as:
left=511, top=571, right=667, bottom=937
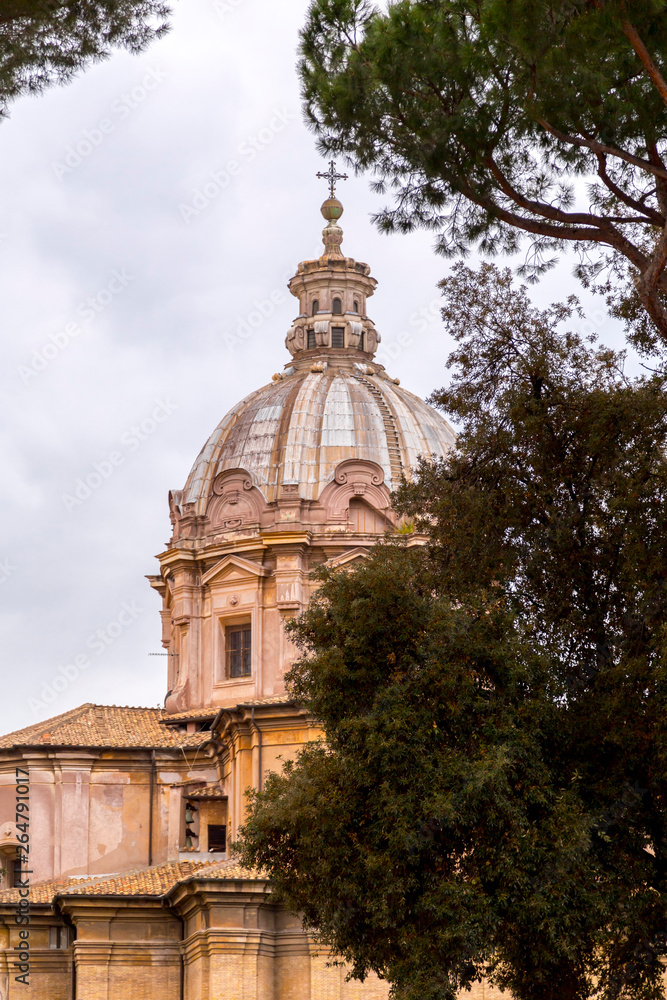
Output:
left=535, top=116, right=667, bottom=182
left=621, top=16, right=667, bottom=110
left=485, top=155, right=615, bottom=231
left=647, top=141, right=667, bottom=217
left=633, top=223, right=667, bottom=333
left=595, top=153, right=665, bottom=226
left=458, top=176, right=634, bottom=251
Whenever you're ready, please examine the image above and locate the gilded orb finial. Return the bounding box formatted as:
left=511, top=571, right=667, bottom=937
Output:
left=320, top=197, right=344, bottom=222
left=317, top=161, right=348, bottom=257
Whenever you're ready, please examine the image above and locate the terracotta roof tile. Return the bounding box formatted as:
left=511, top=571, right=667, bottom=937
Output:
left=60, top=860, right=216, bottom=896
left=0, top=859, right=265, bottom=907
left=0, top=876, right=92, bottom=905
left=161, top=696, right=295, bottom=728
left=0, top=704, right=211, bottom=750
left=183, top=858, right=264, bottom=882
left=234, top=695, right=294, bottom=707
left=160, top=707, right=218, bottom=724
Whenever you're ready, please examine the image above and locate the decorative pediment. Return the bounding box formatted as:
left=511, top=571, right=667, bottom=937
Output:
left=206, top=469, right=267, bottom=529
left=319, top=459, right=393, bottom=525
left=201, top=554, right=269, bottom=587
left=326, top=547, right=370, bottom=568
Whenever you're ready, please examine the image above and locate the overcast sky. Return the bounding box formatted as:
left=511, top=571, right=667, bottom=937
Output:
left=0, top=0, right=629, bottom=734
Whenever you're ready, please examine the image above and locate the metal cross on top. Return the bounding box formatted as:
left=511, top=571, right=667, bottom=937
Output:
left=317, top=160, right=348, bottom=198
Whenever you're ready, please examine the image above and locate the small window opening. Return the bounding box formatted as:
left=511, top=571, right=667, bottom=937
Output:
left=331, top=326, right=345, bottom=348
left=311, top=299, right=319, bottom=315
left=307, top=328, right=316, bottom=350
left=198, top=720, right=212, bottom=732
left=332, top=297, right=343, bottom=315
left=10, top=858, right=22, bottom=888
left=208, top=824, right=227, bottom=853
left=49, top=926, right=71, bottom=950
left=359, top=329, right=365, bottom=352
left=353, top=300, right=359, bottom=313
left=226, top=624, right=251, bottom=678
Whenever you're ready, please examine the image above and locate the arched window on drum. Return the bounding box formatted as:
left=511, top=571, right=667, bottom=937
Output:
left=348, top=498, right=389, bottom=533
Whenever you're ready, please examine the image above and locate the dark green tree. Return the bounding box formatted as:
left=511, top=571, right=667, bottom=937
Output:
left=0, top=0, right=170, bottom=119
left=300, top=0, right=667, bottom=351
left=237, top=265, right=667, bottom=1000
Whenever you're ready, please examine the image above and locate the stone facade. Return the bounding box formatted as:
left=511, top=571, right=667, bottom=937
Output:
left=0, top=196, right=456, bottom=998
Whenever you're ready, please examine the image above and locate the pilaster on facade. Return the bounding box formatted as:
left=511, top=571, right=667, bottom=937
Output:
left=211, top=701, right=320, bottom=839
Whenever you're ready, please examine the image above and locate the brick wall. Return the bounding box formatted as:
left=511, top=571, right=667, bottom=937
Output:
left=310, top=952, right=389, bottom=1000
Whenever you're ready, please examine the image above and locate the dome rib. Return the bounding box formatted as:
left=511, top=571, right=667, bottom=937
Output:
left=179, top=368, right=456, bottom=515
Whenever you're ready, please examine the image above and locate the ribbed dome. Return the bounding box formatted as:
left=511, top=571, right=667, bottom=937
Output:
left=182, top=363, right=456, bottom=513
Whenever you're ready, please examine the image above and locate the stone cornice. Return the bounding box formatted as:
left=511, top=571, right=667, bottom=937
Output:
left=259, top=531, right=311, bottom=546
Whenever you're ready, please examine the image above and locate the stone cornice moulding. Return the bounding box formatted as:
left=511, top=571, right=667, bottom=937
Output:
left=52, top=751, right=100, bottom=766
left=259, top=530, right=312, bottom=547
left=146, top=573, right=167, bottom=597
left=165, top=879, right=272, bottom=913
left=156, top=548, right=199, bottom=569
left=197, top=540, right=267, bottom=563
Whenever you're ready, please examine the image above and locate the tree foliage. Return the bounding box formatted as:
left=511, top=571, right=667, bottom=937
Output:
left=237, top=265, right=667, bottom=1000
left=404, top=263, right=667, bottom=688
left=0, top=0, right=170, bottom=119
left=300, top=0, right=667, bottom=351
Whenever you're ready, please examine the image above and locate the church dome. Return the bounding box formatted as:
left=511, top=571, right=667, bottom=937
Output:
left=182, top=363, right=455, bottom=511
left=155, top=182, right=457, bottom=718
left=177, top=192, right=455, bottom=515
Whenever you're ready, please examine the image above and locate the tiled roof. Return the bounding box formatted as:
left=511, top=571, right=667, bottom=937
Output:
left=235, top=695, right=294, bottom=707
left=59, top=860, right=215, bottom=897
left=0, top=859, right=264, bottom=907
left=160, top=707, right=218, bottom=724
left=0, top=704, right=211, bottom=750
left=182, top=859, right=263, bottom=882
left=0, top=876, right=92, bottom=905
left=161, top=696, right=295, bottom=727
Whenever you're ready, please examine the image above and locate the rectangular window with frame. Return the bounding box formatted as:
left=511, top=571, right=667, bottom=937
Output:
left=208, top=824, right=227, bottom=853
left=49, top=926, right=71, bottom=950
left=307, top=328, right=316, bottom=349
left=226, top=624, right=251, bottom=678
left=331, top=326, right=345, bottom=348
left=11, top=858, right=22, bottom=888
